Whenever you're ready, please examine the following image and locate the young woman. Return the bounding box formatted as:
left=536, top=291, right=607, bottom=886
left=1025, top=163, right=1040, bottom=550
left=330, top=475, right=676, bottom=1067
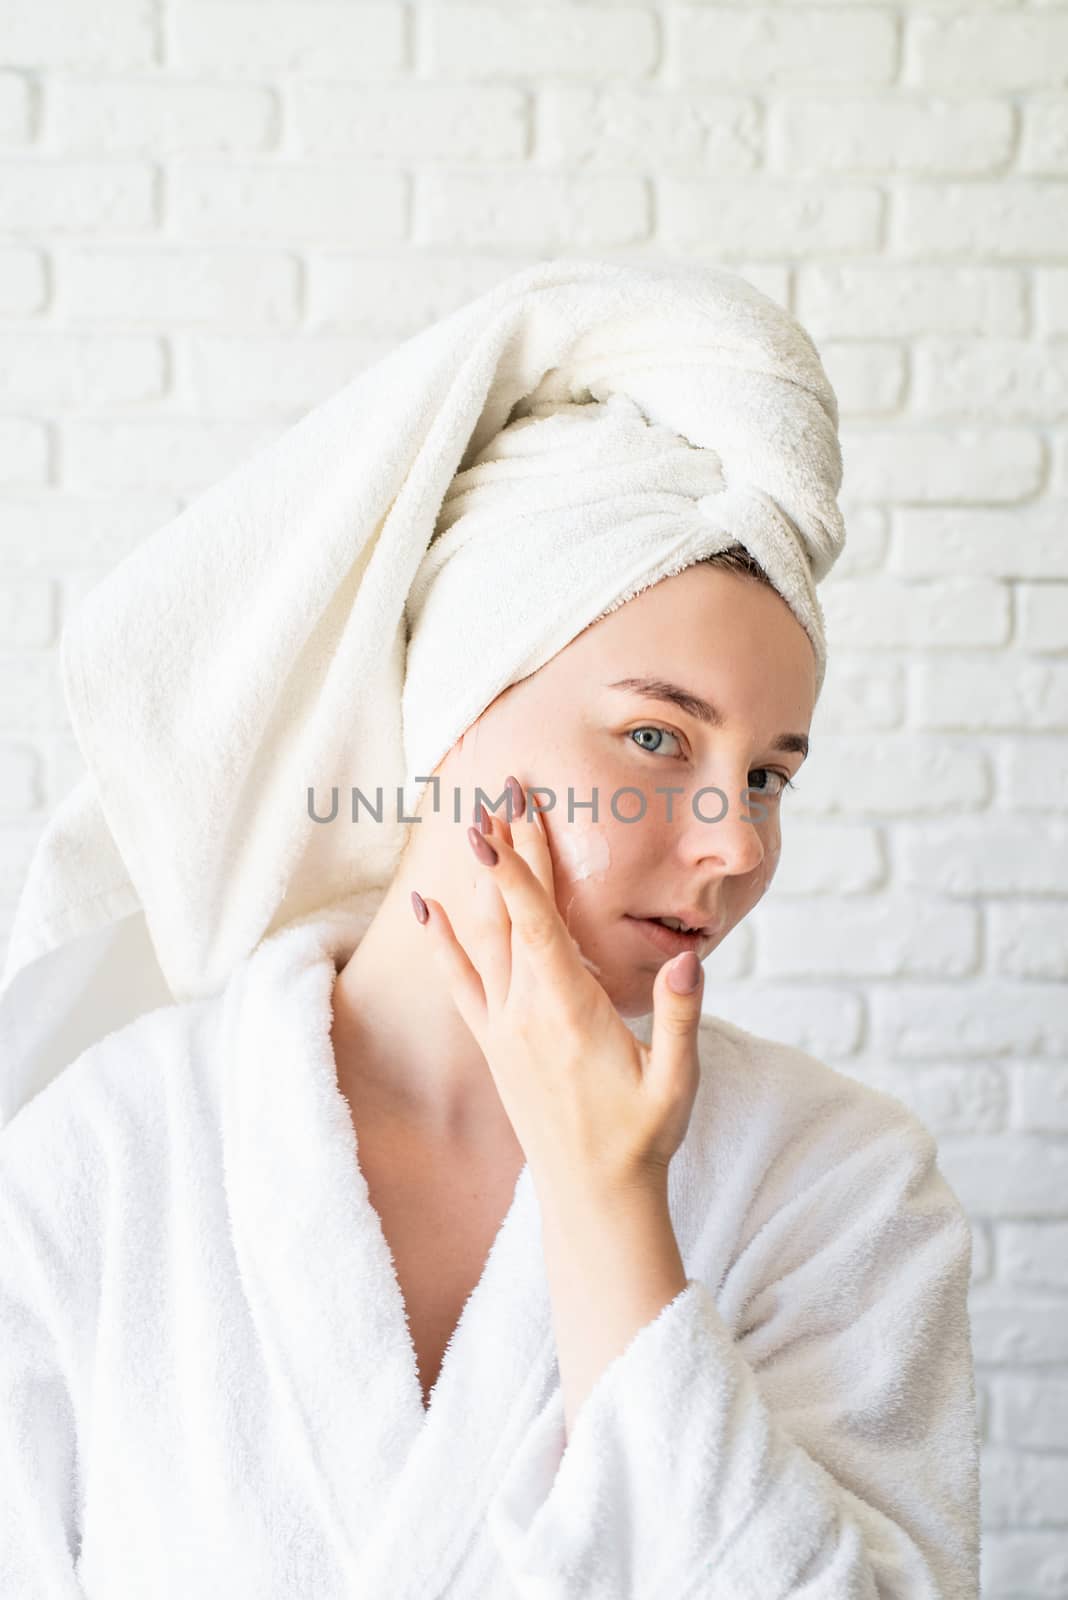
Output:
left=0, top=259, right=980, bottom=1598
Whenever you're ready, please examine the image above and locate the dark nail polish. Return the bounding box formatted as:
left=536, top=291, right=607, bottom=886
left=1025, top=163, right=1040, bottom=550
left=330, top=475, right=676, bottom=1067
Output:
left=478, top=801, right=492, bottom=836
left=506, top=774, right=525, bottom=822
left=411, top=890, right=428, bottom=925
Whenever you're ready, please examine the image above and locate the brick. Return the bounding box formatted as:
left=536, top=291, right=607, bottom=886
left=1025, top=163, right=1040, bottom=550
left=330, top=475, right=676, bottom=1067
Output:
left=672, top=9, right=897, bottom=86
left=1017, top=584, right=1068, bottom=652
left=60, top=418, right=280, bottom=495
left=844, top=1062, right=1006, bottom=1134
left=0, top=333, right=166, bottom=410
left=908, top=14, right=1068, bottom=91
left=0, top=821, right=49, bottom=905
left=981, top=1531, right=1068, bottom=1595
left=0, top=246, right=47, bottom=314
left=292, top=83, right=527, bottom=162
left=0, top=744, right=41, bottom=815
left=660, top=180, right=882, bottom=255
left=839, top=427, right=1042, bottom=504
left=820, top=577, right=1009, bottom=649
left=52, top=79, right=276, bottom=155
left=305, top=255, right=526, bottom=336
left=1000, top=1221, right=1068, bottom=1291
left=870, top=984, right=1068, bottom=1056
left=815, top=658, right=904, bottom=730
left=788, top=733, right=989, bottom=815
left=538, top=85, right=760, bottom=171
left=971, top=1220, right=992, bottom=1286
left=0, top=72, right=34, bottom=143
left=993, top=1375, right=1068, bottom=1450
left=1021, top=97, right=1068, bottom=174
left=770, top=97, right=1013, bottom=176
left=58, top=248, right=300, bottom=328
left=0, top=160, right=155, bottom=231
left=896, top=183, right=1068, bottom=258
left=0, top=654, right=66, bottom=732
left=425, top=7, right=658, bottom=78
left=733, top=264, right=790, bottom=308
left=797, top=264, right=1026, bottom=338
left=991, top=907, right=1068, bottom=982
left=416, top=172, right=648, bottom=249
left=5, top=0, right=155, bottom=69
left=901, top=817, right=1068, bottom=895
left=937, top=1136, right=1068, bottom=1215
left=0, top=419, right=48, bottom=486
left=1000, top=736, right=1068, bottom=812
left=769, top=820, right=885, bottom=894
left=0, top=579, right=55, bottom=648
left=972, top=1305, right=1068, bottom=1369
left=1037, top=269, right=1068, bottom=336
left=183, top=333, right=390, bottom=418
left=172, top=2, right=405, bottom=75
left=39, top=732, right=86, bottom=804
left=913, top=660, right=1068, bottom=733
left=893, top=507, right=1068, bottom=580
left=696, top=984, right=863, bottom=1058
left=980, top=1447, right=1068, bottom=1526
left=913, top=338, right=1068, bottom=420
left=757, top=898, right=979, bottom=979
left=820, top=342, right=906, bottom=414
left=827, top=506, right=887, bottom=577
left=1011, top=1064, right=1068, bottom=1132
left=0, top=494, right=178, bottom=569
left=171, top=165, right=406, bottom=245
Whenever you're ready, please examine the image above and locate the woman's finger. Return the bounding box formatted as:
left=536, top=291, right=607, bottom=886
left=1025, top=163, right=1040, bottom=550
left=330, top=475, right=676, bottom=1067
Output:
left=466, top=809, right=585, bottom=1003
left=504, top=774, right=556, bottom=901
left=465, top=799, right=513, bottom=1005
left=416, top=891, right=488, bottom=1041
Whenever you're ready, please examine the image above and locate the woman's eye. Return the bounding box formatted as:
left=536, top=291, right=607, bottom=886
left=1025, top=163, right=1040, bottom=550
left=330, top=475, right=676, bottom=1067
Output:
left=629, top=729, right=797, bottom=798
left=748, top=767, right=795, bottom=798
left=630, top=725, right=683, bottom=758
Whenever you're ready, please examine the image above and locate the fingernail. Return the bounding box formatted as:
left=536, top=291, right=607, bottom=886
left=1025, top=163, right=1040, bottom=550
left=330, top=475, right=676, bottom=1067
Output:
left=472, top=797, right=493, bottom=834
left=411, top=889, right=428, bottom=925
left=506, top=774, right=525, bottom=822
left=467, top=825, right=498, bottom=866
left=667, top=951, right=700, bottom=994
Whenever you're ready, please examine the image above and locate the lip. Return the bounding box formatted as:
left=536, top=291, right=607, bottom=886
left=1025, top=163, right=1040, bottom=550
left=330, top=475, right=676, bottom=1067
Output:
left=624, top=915, right=714, bottom=958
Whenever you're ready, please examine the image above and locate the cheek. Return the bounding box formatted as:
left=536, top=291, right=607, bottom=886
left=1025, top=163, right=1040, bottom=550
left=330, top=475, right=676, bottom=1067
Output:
left=750, top=825, right=782, bottom=898
left=551, top=822, right=612, bottom=886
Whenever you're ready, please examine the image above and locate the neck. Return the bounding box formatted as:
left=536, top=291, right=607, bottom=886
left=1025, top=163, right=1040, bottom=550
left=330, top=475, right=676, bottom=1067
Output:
left=329, top=871, right=518, bottom=1151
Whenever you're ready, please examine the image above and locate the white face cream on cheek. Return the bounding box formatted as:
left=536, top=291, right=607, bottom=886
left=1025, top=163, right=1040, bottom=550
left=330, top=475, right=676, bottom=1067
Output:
left=551, top=825, right=613, bottom=979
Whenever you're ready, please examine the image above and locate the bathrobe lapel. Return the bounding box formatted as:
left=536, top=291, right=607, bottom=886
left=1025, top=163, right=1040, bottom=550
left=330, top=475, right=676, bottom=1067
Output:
left=217, top=910, right=558, bottom=1597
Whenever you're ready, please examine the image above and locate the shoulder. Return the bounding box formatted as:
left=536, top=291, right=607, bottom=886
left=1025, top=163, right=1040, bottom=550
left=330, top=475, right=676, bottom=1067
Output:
left=689, top=1011, right=962, bottom=1219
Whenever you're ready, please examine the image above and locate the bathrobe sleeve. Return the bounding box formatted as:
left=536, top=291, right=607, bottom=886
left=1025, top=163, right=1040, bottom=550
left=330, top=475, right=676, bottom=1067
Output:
left=0, top=1201, right=87, bottom=1597
left=486, top=1112, right=980, bottom=1600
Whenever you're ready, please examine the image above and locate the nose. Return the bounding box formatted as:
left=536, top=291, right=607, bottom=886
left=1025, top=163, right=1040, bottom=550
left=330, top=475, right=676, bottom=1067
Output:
left=677, top=782, right=767, bottom=877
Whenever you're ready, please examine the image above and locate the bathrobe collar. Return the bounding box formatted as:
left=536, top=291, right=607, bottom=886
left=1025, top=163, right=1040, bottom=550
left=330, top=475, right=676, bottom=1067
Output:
left=216, top=902, right=559, bottom=1596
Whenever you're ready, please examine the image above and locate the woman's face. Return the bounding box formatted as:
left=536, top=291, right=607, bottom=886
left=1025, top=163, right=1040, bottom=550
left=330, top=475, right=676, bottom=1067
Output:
left=432, top=562, right=817, bottom=1019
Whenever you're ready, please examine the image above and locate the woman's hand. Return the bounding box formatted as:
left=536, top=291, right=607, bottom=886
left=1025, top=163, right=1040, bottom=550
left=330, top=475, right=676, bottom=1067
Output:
left=412, top=775, right=705, bottom=1208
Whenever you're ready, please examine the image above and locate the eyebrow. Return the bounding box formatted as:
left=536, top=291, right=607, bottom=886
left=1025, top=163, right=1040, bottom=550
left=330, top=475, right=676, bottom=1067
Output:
left=607, top=677, right=810, bottom=759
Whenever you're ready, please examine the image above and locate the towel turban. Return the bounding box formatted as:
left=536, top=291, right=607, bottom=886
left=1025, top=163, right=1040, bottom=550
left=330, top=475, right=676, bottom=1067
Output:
left=0, top=256, right=846, bottom=1124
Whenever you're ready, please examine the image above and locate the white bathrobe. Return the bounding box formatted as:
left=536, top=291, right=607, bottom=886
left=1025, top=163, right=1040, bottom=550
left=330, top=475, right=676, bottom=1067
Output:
left=0, top=908, right=980, bottom=1600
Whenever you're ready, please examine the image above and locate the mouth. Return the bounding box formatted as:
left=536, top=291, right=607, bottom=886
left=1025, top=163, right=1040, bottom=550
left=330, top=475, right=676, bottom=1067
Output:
left=624, top=914, right=717, bottom=958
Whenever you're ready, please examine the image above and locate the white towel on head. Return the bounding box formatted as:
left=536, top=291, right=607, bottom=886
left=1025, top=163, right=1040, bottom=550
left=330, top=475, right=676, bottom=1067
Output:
left=0, top=255, right=846, bottom=1127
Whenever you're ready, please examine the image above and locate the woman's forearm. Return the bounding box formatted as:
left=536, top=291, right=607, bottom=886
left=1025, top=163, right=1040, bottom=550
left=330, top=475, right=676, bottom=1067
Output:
left=536, top=1178, right=689, bottom=1440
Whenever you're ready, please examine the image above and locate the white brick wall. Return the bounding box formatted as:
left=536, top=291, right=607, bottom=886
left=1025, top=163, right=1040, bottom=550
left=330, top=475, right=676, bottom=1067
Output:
left=1, top=1, right=1066, bottom=1590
